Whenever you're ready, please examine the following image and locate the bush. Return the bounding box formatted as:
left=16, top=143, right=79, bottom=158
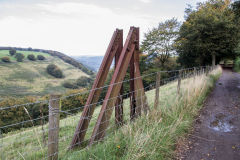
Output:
left=15, top=53, right=25, bottom=62
left=47, top=64, right=64, bottom=78
left=37, top=55, right=45, bottom=60
left=234, top=57, right=240, bottom=72
left=1, top=56, right=11, bottom=63
left=63, top=82, right=79, bottom=89
left=0, top=89, right=89, bottom=133
left=76, top=76, right=93, bottom=87
left=9, top=49, right=16, bottom=56
left=27, top=54, right=36, bottom=61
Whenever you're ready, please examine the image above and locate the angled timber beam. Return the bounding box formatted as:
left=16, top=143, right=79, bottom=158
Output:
left=70, top=29, right=123, bottom=149
left=89, top=27, right=138, bottom=145
left=115, top=39, right=124, bottom=126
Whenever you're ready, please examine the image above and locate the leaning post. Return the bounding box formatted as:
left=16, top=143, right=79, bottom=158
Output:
left=48, top=94, right=61, bottom=160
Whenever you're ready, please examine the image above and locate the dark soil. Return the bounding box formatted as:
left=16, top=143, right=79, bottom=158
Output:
left=177, top=69, right=240, bottom=160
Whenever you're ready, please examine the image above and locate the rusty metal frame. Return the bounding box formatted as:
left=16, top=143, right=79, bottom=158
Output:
left=89, top=27, right=149, bottom=145
left=70, top=27, right=149, bottom=149
left=70, top=29, right=123, bottom=149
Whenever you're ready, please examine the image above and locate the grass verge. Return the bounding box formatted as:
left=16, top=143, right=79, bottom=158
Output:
left=63, top=66, right=222, bottom=160
left=1, top=66, right=222, bottom=160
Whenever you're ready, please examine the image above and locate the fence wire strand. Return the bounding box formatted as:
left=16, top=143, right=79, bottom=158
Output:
left=0, top=65, right=217, bottom=160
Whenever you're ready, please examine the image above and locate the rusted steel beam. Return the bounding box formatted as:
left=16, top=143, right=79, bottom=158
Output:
left=130, top=53, right=136, bottom=120
left=70, top=29, right=123, bottom=149
left=115, top=33, right=124, bottom=126
left=133, top=54, right=150, bottom=114
left=89, top=27, right=138, bottom=145
left=130, top=28, right=149, bottom=119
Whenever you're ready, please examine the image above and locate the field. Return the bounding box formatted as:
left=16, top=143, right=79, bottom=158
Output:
left=0, top=67, right=222, bottom=160
left=0, top=50, right=89, bottom=98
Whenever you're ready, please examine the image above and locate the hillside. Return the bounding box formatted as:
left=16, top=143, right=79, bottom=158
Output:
left=73, top=56, right=104, bottom=72
left=0, top=50, right=90, bottom=98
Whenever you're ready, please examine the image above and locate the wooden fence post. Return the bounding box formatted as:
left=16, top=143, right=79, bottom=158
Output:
left=206, top=66, right=209, bottom=75
left=194, top=67, right=196, bottom=77
left=177, top=70, right=182, bottom=95
left=154, top=72, right=161, bottom=109
left=0, top=129, right=4, bottom=160
left=48, top=94, right=61, bottom=160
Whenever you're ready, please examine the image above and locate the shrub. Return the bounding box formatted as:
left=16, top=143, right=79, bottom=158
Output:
left=0, top=89, right=88, bottom=133
left=1, top=56, right=10, bottom=63
left=9, top=49, right=16, bottom=56
left=234, top=57, right=240, bottom=72
left=76, top=76, right=93, bottom=87
left=47, top=64, right=64, bottom=78
left=27, top=54, right=36, bottom=61
left=63, top=82, right=78, bottom=89
left=15, top=53, right=25, bottom=62
left=37, top=55, right=45, bottom=60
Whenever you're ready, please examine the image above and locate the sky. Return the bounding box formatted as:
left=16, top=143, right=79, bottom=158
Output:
left=0, top=0, right=206, bottom=56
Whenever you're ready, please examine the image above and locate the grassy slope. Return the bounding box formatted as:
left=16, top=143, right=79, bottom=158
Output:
left=0, top=50, right=89, bottom=98
left=1, top=67, right=222, bottom=160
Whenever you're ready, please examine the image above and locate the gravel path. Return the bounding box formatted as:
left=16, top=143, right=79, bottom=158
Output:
left=178, top=69, right=240, bottom=160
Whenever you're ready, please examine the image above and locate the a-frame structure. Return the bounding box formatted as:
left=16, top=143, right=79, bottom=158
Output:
left=70, top=27, right=149, bottom=149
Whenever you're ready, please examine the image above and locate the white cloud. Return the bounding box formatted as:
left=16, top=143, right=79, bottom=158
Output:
left=37, top=2, right=112, bottom=16
left=0, top=1, right=157, bottom=56
left=139, top=0, right=152, bottom=3
left=0, top=0, right=206, bottom=56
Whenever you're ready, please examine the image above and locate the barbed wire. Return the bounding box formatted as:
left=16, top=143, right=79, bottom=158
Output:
left=0, top=66, right=209, bottom=111
left=0, top=65, right=217, bottom=160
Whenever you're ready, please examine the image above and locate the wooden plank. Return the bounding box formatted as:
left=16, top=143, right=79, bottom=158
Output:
left=70, top=29, right=123, bottom=149
left=89, top=27, right=137, bottom=145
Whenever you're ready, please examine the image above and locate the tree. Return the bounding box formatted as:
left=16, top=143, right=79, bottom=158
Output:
left=76, top=76, right=93, bottom=87
left=37, top=55, right=45, bottom=60
left=27, top=54, right=36, bottom=61
left=141, top=18, right=180, bottom=67
left=46, top=64, right=64, bottom=78
left=9, top=49, right=16, bottom=56
left=15, top=53, right=25, bottom=62
left=232, top=0, right=240, bottom=17
left=176, top=0, right=240, bottom=67
left=1, top=57, right=11, bottom=63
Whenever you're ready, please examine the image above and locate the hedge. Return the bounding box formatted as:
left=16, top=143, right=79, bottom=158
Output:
left=0, top=89, right=88, bottom=133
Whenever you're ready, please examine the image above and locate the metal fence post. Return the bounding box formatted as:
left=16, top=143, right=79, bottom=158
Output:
left=48, top=94, right=61, bottom=160
left=177, top=70, right=182, bottom=95
left=154, top=72, right=161, bottom=109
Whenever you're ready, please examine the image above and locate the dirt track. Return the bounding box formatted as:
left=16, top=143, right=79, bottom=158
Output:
left=178, top=69, right=240, bottom=160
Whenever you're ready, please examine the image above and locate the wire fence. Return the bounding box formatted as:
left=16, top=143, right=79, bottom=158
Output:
left=0, top=65, right=217, bottom=160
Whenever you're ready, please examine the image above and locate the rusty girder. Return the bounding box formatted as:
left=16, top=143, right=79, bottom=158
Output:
left=70, top=29, right=123, bottom=149
left=70, top=27, right=149, bottom=149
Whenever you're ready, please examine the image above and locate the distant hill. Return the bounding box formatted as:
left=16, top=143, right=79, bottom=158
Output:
left=73, top=56, right=113, bottom=72
left=0, top=49, right=91, bottom=98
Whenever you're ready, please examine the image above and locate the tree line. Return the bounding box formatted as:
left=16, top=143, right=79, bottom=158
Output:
left=141, top=0, right=240, bottom=70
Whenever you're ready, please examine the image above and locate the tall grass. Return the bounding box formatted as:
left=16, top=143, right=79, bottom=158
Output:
left=63, top=66, right=222, bottom=160
left=1, top=66, right=222, bottom=160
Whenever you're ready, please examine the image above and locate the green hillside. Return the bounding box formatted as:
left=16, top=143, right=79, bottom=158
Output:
left=0, top=50, right=90, bottom=98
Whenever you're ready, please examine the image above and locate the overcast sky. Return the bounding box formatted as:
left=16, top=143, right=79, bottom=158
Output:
left=0, top=0, right=206, bottom=56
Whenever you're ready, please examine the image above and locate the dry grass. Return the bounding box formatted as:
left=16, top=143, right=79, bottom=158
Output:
left=0, top=66, right=222, bottom=160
